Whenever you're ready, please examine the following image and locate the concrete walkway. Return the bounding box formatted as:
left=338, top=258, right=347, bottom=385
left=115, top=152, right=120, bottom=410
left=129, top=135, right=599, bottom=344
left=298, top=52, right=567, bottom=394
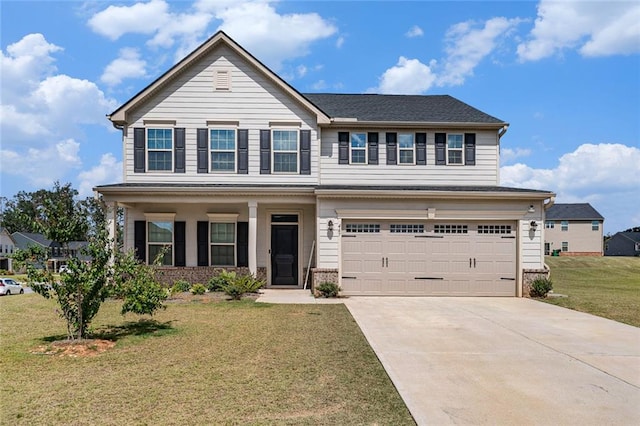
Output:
left=345, top=297, right=640, bottom=425
left=256, top=289, right=344, bottom=304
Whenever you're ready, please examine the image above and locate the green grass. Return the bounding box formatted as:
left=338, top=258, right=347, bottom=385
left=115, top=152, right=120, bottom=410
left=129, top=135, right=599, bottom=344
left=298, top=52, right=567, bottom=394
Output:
left=0, top=295, right=414, bottom=425
left=543, top=256, right=640, bottom=327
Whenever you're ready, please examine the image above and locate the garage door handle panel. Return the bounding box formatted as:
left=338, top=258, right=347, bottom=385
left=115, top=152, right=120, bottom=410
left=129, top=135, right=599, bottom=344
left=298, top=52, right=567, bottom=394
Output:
left=415, top=235, right=444, bottom=238
left=415, top=277, right=444, bottom=280
left=500, top=277, right=516, bottom=280
left=342, top=276, right=357, bottom=279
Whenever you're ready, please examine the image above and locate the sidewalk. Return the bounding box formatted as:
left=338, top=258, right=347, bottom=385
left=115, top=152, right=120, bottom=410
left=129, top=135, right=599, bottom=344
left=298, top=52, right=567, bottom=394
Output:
left=256, top=289, right=345, bottom=304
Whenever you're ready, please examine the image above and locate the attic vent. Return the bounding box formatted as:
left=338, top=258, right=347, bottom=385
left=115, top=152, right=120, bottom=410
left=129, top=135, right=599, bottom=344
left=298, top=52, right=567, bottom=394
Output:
left=214, top=69, right=231, bottom=91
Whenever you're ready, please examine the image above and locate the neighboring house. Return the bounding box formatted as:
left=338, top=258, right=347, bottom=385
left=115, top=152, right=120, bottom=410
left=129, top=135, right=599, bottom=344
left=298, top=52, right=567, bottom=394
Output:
left=96, top=31, right=555, bottom=297
left=11, top=232, right=88, bottom=271
left=0, top=227, right=17, bottom=272
left=544, top=203, right=604, bottom=256
left=605, top=232, right=640, bottom=256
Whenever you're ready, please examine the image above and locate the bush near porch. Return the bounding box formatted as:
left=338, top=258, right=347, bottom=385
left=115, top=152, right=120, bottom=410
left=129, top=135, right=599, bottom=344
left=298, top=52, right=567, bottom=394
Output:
left=543, top=257, right=640, bottom=327
left=0, top=295, right=414, bottom=425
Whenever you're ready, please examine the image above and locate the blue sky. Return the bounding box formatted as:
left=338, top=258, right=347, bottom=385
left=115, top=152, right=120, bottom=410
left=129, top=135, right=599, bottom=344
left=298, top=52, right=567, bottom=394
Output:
left=1, top=0, right=639, bottom=234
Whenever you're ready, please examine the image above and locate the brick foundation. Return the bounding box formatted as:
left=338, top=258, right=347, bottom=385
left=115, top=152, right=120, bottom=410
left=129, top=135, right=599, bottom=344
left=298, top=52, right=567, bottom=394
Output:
left=310, top=268, right=339, bottom=292
left=154, top=266, right=267, bottom=286
left=522, top=268, right=550, bottom=298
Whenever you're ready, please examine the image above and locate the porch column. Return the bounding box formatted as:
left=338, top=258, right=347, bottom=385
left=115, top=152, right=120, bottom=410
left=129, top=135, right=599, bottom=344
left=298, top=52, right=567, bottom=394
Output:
left=104, top=200, right=117, bottom=263
left=248, top=200, right=257, bottom=275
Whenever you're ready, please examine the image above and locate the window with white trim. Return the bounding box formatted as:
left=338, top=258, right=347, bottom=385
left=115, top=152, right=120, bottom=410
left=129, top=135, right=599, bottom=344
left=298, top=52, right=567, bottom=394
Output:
left=211, top=222, right=235, bottom=266
left=147, top=128, right=173, bottom=171
left=545, top=221, right=555, bottom=229
left=398, top=133, right=415, bottom=165
left=148, top=221, right=173, bottom=265
left=561, top=241, right=568, bottom=252
left=561, top=220, right=569, bottom=231
left=345, top=224, right=380, bottom=233
left=434, top=224, right=468, bottom=234
left=272, top=130, right=298, bottom=173
left=592, top=221, right=599, bottom=231
left=210, top=129, right=236, bottom=172
left=350, top=133, right=367, bottom=164
left=390, top=224, right=424, bottom=233
left=447, top=134, right=464, bottom=165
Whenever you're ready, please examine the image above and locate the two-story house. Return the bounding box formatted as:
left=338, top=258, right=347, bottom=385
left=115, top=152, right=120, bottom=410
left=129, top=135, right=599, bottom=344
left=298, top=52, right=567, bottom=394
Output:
left=97, top=31, right=555, bottom=297
left=544, top=203, right=604, bottom=256
left=0, top=227, right=17, bottom=272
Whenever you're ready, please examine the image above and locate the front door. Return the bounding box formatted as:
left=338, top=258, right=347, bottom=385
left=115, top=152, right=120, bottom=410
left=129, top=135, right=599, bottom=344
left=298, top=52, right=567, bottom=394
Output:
left=271, top=220, right=298, bottom=286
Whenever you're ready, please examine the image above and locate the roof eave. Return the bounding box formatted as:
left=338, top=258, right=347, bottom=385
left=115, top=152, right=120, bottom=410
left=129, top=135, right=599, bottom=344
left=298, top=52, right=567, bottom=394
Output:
left=315, top=188, right=555, bottom=200
left=323, top=120, right=509, bottom=129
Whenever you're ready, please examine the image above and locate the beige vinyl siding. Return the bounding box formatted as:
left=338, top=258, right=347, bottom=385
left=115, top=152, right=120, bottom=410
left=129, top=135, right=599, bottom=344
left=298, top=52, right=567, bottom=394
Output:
left=319, top=129, right=499, bottom=186
left=123, top=45, right=318, bottom=184
left=545, top=220, right=603, bottom=254
left=521, top=220, right=544, bottom=269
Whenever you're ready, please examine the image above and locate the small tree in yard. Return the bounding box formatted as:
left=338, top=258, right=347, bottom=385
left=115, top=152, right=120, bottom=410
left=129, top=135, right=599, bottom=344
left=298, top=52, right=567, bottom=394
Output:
left=13, top=198, right=166, bottom=340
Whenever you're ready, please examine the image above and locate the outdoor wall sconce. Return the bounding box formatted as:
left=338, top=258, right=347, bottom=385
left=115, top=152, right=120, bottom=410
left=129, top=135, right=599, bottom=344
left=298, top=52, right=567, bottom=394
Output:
left=530, top=220, right=538, bottom=231
left=528, top=205, right=535, bottom=213
left=328, top=220, right=334, bottom=231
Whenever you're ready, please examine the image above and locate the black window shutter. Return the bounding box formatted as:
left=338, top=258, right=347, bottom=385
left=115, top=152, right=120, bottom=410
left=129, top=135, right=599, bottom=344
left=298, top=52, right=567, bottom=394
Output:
left=236, top=222, right=249, bottom=267
left=260, top=130, right=271, bottom=174
left=174, top=221, right=186, bottom=266
left=435, top=133, right=446, bottom=165
left=386, top=132, right=397, bottom=165
left=416, top=132, right=427, bottom=165
left=134, top=220, right=146, bottom=263
left=237, top=129, right=248, bottom=174
left=368, top=132, right=379, bottom=165
left=174, top=128, right=185, bottom=173
left=197, top=128, right=209, bottom=173
left=338, top=132, right=349, bottom=164
left=134, top=128, right=145, bottom=173
left=465, top=133, right=476, bottom=165
left=197, top=221, right=209, bottom=266
left=300, top=130, right=311, bottom=175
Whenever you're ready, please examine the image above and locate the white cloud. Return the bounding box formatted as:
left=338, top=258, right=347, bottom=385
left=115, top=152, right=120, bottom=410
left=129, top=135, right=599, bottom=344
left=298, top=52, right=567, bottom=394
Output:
left=406, top=25, right=424, bottom=38
left=101, top=48, right=147, bottom=86
left=336, top=36, right=345, bottom=48
left=501, top=143, right=640, bottom=233
left=87, top=0, right=170, bottom=40
left=77, top=153, right=123, bottom=197
left=438, top=17, right=522, bottom=86
left=0, top=139, right=82, bottom=187
left=501, top=147, right=532, bottom=164
left=374, top=56, right=438, bottom=94
left=517, top=0, right=640, bottom=61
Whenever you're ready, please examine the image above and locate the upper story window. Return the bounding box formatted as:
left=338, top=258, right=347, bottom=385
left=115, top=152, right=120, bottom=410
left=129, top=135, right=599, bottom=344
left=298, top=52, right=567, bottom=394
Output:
left=398, top=133, right=415, bottom=165
left=272, top=130, right=298, bottom=173
left=210, top=129, right=236, bottom=172
left=592, top=221, right=599, bottom=231
left=148, top=221, right=173, bottom=265
left=447, top=134, right=464, bottom=165
left=561, top=220, right=569, bottom=231
left=545, top=221, right=555, bottom=229
left=350, top=133, right=367, bottom=164
left=147, top=128, right=173, bottom=171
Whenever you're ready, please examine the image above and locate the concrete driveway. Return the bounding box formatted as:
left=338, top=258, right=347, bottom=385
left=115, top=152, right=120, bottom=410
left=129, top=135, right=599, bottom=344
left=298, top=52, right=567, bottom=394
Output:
left=345, top=297, right=640, bottom=425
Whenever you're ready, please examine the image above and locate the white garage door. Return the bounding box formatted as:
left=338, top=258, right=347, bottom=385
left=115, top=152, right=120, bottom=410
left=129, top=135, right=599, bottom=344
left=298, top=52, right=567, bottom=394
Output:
left=341, top=222, right=516, bottom=296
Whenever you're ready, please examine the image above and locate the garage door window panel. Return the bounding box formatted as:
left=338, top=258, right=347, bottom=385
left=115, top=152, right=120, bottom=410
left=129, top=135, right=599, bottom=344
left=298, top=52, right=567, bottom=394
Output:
left=434, top=224, right=468, bottom=234
left=345, top=224, right=380, bottom=233
left=390, top=224, right=424, bottom=233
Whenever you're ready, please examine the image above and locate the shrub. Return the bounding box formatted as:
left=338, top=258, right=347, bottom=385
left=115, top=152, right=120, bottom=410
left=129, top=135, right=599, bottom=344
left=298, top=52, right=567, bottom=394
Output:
left=316, top=282, right=340, bottom=298
left=208, top=271, right=236, bottom=292
left=190, top=283, right=207, bottom=295
left=530, top=277, right=553, bottom=298
left=171, top=279, right=191, bottom=294
left=222, top=273, right=265, bottom=300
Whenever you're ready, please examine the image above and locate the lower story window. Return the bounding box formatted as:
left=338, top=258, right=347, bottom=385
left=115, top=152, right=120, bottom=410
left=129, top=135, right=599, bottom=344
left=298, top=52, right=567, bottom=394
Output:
left=148, top=221, right=173, bottom=265
left=211, top=222, right=235, bottom=266
left=561, top=241, right=569, bottom=252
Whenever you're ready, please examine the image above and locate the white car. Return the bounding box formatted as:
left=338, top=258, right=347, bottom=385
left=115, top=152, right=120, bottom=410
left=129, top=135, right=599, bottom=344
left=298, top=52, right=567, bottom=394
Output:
left=0, top=278, right=24, bottom=295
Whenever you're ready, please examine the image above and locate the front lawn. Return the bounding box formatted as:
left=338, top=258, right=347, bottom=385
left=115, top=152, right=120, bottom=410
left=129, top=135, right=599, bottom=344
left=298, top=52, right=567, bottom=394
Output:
left=543, top=256, right=640, bottom=327
left=0, top=295, right=414, bottom=425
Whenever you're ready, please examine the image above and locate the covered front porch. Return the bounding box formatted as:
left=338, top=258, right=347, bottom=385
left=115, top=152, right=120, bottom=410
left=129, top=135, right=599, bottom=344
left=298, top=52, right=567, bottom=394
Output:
left=99, top=184, right=317, bottom=288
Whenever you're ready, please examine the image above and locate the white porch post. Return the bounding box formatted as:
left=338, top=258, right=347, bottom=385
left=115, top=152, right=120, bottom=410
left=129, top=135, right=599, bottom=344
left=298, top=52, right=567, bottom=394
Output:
left=104, top=200, right=117, bottom=264
left=248, top=200, right=258, bottom=275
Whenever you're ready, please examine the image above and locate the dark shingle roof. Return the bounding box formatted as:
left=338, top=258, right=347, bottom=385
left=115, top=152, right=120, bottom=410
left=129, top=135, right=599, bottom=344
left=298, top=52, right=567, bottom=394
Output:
left=302, top=93, right=505, bottom=124
left=11, top=232, right=53, bottom=250
left=546, top=203, right=604, bottom=220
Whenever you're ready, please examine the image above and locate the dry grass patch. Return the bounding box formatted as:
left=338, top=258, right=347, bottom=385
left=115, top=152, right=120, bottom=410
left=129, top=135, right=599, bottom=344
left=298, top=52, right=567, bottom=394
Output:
left=0, top=294, right=414, bottom=425
left=543, top=256, right=640, bottom=327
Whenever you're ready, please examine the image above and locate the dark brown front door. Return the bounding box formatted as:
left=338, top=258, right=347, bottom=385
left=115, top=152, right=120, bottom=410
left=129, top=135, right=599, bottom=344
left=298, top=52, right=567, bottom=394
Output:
left=271, top=224, right=298, bottom=285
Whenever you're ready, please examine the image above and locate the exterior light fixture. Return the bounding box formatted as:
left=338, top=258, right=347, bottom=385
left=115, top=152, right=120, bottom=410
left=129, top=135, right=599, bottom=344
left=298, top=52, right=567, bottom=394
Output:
left=528, top=205, right=535, bottom=213
left=328, top=220, right=334, bottom=231
left=530, top=220, right=538, bottom=231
